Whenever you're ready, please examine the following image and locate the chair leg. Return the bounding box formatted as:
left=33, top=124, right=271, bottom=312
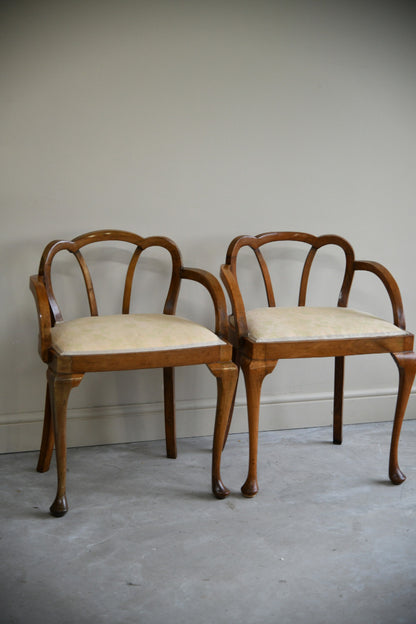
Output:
left=389, top=352, right=416, bottom=484
left=333, top=356, right=345, bottom=445
left=163, top=367, right=177, bottom=459
left=47, top=369, right=83, bottom=517
left=208, top=361, right=238, bottom=499
left=240, top=357, right=277, bottom=498
left=36, top=380, right=55, bottom=472
left=222, top=351, right=240, bottom=450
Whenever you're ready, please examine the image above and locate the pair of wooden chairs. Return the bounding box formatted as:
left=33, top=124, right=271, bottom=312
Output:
left=31, top=230, right=416, bottom=515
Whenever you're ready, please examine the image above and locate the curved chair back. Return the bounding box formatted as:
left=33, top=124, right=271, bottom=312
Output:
left=38, top=230, right=183, bottom=325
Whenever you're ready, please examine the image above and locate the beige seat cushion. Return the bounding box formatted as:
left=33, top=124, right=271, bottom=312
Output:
left=51, top=313, right=225, bottom=355
left=245, top=307, right=407, bottom=342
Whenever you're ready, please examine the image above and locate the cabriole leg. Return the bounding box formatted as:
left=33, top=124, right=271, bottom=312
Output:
left=163, top=367, right=177, bottom=459
left=333, top=356, right=345, bottom=445
left=208, top=361, right=238, bottom=499
left=47, top=369, right=83, bottom=517
left=240, top=357, right=277, bottom=498
left=36, top=380, right=54, bottom=472
left=389, top=352, right=416, bottom=484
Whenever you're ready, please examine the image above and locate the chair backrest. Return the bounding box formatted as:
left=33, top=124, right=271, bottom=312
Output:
left=223, top=232, right=356, bottom=309
left=37, top=230, right=183, bottom=326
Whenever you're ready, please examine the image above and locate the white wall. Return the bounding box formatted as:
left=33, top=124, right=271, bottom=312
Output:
left=1, top=0, right=416, bottom=452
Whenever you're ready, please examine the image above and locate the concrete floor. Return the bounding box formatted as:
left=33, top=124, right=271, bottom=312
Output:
left=1, top=420, right=415, bottom=624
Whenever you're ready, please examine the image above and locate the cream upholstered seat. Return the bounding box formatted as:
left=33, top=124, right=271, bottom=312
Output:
left=51, top=313, right=225, bottom=355
left=244, top=307, right=408, bottom=342
left=220, top=231, right=416, bottom=498
left=30, top=230, right=237, bottom=516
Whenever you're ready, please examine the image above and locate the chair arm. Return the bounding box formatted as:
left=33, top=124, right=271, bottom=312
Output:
left=29, top=275, right=52, bottom=362
left=220, top=264, right=248, bottom=338
left=180, top=267, right=229, bottom=339
left=353, top=260, right=406, bottom=329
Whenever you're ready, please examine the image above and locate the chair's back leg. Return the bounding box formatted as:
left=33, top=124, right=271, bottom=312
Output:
left=333, top=356, right=345, bottom=445
left=389, top=352, right=416, bottom=484
left=47, top=369, right=83, bottom=517
left=222, top=348, right=240, bottom=450
left=36, top=380, right=54, bottom=473
left=207, top=361, right=238, bottom=499
left=163, top=367, right=177, bottom=459
left=240, top=356, right=277, bottom=498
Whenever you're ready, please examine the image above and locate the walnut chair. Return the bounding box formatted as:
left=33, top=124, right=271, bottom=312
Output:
left=220, top=232, right=416, bottom=497
left=30, top=230, right=237, bottom=516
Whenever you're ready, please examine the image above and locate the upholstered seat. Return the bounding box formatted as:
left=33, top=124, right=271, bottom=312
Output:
left=244, top=307, right=408, bottom=343
left=51, top=313, right=225, bottom=355
left=219, top=231, right=416, bottom=497
left=30, top=230, right=237, bottom=516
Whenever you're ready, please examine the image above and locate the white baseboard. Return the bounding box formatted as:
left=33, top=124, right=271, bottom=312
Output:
left=1, top=388, right=415, bottom=454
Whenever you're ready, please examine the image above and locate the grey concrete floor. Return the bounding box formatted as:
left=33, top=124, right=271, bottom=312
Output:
left=1, top=421, right=415, bottom=624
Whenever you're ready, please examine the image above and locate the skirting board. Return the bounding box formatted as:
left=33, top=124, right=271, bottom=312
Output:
left=1, top=388, right=415, bottom=454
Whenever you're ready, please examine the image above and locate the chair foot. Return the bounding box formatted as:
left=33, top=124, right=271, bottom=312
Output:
left=241, top=478, right=259, bottom=498
left=212, top=478, right=230, bottom=499
left=50, top=495, right=68, bottom=517
left=389, top=467, right=406, bottom=485
left=37, top=459, right=51, bottom=473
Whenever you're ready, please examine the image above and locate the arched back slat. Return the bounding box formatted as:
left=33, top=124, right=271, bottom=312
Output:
left=254, top=247, right=276, bottom=307
left=73, top=250, right=98, bottom=317
left=298, top=246, right=317, bottom=306
left=123, top=246, right=144, bottom=314
left=122, top=236, right=182, bottom=315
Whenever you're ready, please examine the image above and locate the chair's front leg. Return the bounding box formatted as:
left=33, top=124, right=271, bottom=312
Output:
left=389, top=352, right=416, bottom=484
left=47, top=369, right=83, bottom=517
left=208, top=361, right=238, bottom=499
left=240, top=357, right=277, bottom=497
left=36, top=380, right=54, bottom=472
left=163, top=367, right=177, bottom=459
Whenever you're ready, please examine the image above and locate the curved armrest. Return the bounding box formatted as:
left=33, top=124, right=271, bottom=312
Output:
left=29, top=275, right=52, bottom=362
left=353, top=260, right=406, bottom=329
left=220, top=264, right=248, bottom=338
left=180, top=267, right=229, bottom=339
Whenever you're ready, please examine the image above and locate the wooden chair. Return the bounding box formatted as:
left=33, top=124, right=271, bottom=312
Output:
left=220, top=232, right=416, bottom=497
left=30, top=230, right=237, bottom=516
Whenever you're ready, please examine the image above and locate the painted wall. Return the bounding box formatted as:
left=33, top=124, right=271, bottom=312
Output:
left=1, top=0, right=415, bottom=452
